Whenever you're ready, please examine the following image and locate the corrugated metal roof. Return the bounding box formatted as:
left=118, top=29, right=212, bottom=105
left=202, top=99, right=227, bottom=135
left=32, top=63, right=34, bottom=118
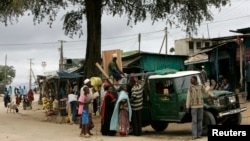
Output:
left=149, top=71, right=200, bottom=79
left=211, top=34, right=250, bottom=41
left=122, top=56, right=141, bottom=67
left=122, top=50, right=139, bottom=57
left=232, top=27, right=250, bottom=34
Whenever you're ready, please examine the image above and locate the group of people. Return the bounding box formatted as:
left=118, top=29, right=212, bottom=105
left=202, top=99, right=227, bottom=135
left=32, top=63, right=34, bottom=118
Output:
left=4, top=85, right=34, bottom=108
left=74, top=73, right=145, bottom=138
left=62, top=78, right=98, bottom=137
left=100, top=74, right=145, bottom=137
left=56, top=53, right=132, bottom=138
left=200, top=65, right=232, bottom=91
left=209, top=76, right=232, bottom=91
left=100, top=53, right=146, bottom=137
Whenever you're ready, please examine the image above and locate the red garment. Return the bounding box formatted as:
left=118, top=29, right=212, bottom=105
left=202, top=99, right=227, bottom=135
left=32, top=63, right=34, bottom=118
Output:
left=16, top=96, right=21, bottom=105
left=101, top=91, right=115, bottom=124
left=27, top=89, right=34, bottom=101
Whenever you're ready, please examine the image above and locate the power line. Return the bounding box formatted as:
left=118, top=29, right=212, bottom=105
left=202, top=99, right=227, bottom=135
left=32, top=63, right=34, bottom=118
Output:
left=204, top=15, right=250, bottom=25
left=0, top=30, right=164, bottom=47
left=168, top=14, right=250, bottom=39
left=0, top=41, right=59, bottom=46
left=0, top=13, right=250, bottom=47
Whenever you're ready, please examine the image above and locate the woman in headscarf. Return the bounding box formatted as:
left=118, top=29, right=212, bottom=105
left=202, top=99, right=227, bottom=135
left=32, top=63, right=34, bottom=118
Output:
left=100, top=85, right=116, bottom=136
left=110, top=84, right=132, bottom=136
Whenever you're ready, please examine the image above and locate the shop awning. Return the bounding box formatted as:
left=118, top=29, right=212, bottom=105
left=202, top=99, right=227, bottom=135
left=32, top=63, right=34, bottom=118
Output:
left=184, top=53, right=208, bottom=65
left=57, top=71, right=82, bottom=78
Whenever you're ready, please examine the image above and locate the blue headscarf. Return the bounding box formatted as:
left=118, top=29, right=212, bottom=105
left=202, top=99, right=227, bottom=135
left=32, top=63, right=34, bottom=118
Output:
left=110, top=89, right=132, bottom=131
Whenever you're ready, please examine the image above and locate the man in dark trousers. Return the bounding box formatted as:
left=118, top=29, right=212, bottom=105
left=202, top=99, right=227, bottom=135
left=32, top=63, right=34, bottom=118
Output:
left=4, top=87, right=10, bottom=108
left=130, top=76, right=145, bottom=136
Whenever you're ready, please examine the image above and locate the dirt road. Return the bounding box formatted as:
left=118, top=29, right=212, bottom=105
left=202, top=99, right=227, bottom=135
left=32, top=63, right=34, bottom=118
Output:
left=0, top=94, right=249, bottom=141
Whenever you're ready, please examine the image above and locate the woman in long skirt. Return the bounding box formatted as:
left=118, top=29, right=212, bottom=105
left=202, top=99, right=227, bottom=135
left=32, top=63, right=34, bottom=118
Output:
left=118, top=100, right=130, bottom=136
left=100, top=85, right=116, bottom=136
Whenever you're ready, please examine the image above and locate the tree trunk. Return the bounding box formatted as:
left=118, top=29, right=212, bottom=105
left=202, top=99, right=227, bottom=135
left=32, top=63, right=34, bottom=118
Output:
left=84, top=0, right=102, bottom=79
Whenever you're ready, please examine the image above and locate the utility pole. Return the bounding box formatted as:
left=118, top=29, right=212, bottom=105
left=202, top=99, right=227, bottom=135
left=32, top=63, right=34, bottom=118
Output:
left=206, top=23, right=210, bottom=39
left=58, top=40, right=66, bottom=71
left=165, top=27, right=168, bottom=54
left=138, top=33, right=141, bottom=53
left=159, top=35, right=165, bottom=54
left=4, top=54, right=7, bottom=85
left=41, top=61, right=46, bottom=75
left=31, top=69, right=37, bottom=84
left=159, top=27, right=168, bottom=54
left=28, top=59, right=34, bottom=90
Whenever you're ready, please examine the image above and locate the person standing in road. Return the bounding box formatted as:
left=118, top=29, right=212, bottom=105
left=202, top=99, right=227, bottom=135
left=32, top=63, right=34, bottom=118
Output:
left=27, top=89, right=34, bottom=107
left=68, top=88, right=78, bottom=124
left=4, top=87, right=10, bottom=108
left=8, top=86, right=12, bottom=95
left=83, top=78, right=99, bottom=135
left=186, top=76, right=215, bottom=140
left=19, top=86, right=23, bottom=98
left=110, top=84, right=132, bottom=136
left=100, top=85, right=117, bottom=136
left=78, top=86, right=91, bottom=138
left=14, top=87, right=18, bottom=95
left=130, top=76, right=145, bottom=136
left=80, top=78, right=99, bottom=135
left=23, top=86, right=27, bottom=96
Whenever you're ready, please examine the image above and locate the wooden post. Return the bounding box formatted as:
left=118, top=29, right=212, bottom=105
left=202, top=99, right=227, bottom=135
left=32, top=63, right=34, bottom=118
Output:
left=95, top=62, right=113, bottom=85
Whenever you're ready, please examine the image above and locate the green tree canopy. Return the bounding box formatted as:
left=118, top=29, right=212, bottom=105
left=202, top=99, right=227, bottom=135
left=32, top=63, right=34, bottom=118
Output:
left=0, top=65, right=16, bottom=85
left=0, top=0, right=230, bottom=78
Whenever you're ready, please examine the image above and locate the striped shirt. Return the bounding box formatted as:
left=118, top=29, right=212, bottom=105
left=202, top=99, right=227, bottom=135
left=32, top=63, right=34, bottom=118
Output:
left=131, top=79, right=145, bottom=111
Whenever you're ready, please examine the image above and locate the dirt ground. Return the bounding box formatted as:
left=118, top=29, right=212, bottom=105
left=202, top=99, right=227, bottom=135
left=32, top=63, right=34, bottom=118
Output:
left=0, top=93, right=249, bottom=141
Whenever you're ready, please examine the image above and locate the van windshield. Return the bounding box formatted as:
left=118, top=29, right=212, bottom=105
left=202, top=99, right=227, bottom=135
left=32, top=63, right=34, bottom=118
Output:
left=174, top=74, right=202, bottom=92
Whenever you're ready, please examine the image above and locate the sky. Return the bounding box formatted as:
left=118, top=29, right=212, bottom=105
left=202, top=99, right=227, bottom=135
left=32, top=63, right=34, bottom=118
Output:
left=0, top=0, right=250, bottom=88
